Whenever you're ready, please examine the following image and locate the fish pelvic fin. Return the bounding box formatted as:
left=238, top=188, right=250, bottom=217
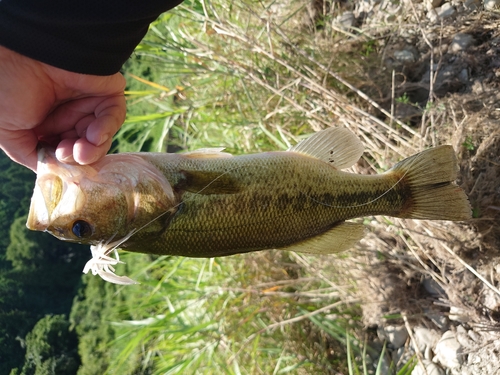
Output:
left=288, top=127, right=364, bottom=169
left=279, top=222, right=366, bottom=254
left=390, top=145, right=471, bottom=221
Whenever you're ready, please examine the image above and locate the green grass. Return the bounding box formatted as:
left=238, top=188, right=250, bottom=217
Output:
left=72, top=1, right=418, bottom=374
left=75, top=250, right=367, bottom=374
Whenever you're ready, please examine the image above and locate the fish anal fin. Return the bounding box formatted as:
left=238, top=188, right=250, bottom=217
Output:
left=280, top=222, right=365, bottom=254
left=182, top=148, right=233, bottom=159
left=289, top=127, right=364, bottom=170
left=177, top=170, right=241, bottom=195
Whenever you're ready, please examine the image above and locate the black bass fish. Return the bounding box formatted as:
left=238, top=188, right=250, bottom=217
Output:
left=27, top=127, right=471, bottom=259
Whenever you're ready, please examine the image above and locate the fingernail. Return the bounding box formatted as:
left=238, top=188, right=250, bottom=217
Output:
left=55, top=148, right=74, bottom=163
left=60, top=154, right=75, bottom=163
left=98, top=134, right=110, bottom=146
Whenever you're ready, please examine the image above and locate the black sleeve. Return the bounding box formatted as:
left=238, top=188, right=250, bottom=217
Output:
left=0, top=0, right=183, bottom=75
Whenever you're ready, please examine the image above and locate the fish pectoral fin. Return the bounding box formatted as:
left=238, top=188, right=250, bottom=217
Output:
left=279, top=222, right=366, bottom=254
left=177, top=170, right=241, bottom=195
left=182, top=148, right=233, bottom=159
left=288, top=127, right=364, bottom=170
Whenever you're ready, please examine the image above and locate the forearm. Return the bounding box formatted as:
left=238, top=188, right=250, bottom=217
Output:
left=0, top=0, right=183, bottom=75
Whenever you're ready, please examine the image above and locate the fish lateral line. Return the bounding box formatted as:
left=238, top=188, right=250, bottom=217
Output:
left=304, top=151, right=420, bottom=210
left=121, top=147, right=430, bottom=239
left=26, top=128, right=472, bottom=285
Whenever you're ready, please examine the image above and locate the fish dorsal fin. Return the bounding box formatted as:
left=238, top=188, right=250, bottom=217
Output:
left=289, top=127, right=364, bottom=169
left=183, top=147, right=233, bottom=159
left=279, top=222, right=365, bottom=254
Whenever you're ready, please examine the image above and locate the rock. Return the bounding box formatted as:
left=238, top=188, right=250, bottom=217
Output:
left=394, top=49, right=417, bottom=63
left=456, top=325, right=474, bottom=348
left=335, top=11, right=355, bottom=30
left=425, top=0, right=443, bottom=9
left=376, top=0, right=402, bottom=23
left=391, top=346, right=406, bottom=365
left=412, top=359, right=445, bottom=375
left=484, top=0, right=500, bottom=9
left=369, top=341, right=392, bottom=375
left=373, top=352, right=391, bottom=374
left=426, top=9, right=439, bottom=22
left=458, top=68, right=469, bottom=83
left=423, top=308, right=449, bottom=330
left=434, top=330, right=463, bottom=369
left=427, top=9, right=439, bottom=23
left=450, top=33, right=475, bottom=52
left=468, top=329, right=481, bottom=343
left=355, top=0, right=373, bottom=18
left=482, top=288, right=500, bottom=310
left=412, top=327, right=441, bottom=355
left=463, top=0, right=481, bottom=10
left=422, top=277, right=446, bottom=296
left=378, top=325, right=408, bottom=349
left=449, top=306, right=470, bottom=322
left=450, top=0, right=465, bottom=11
left=471, top=79, right=488, bottom=94
left=437, top=2, right=456, bottom=18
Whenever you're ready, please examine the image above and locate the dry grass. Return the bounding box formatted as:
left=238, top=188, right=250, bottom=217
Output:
left=99, top=1, right=500, bottom=373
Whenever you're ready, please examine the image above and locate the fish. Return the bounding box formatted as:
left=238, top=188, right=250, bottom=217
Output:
left=26, top=127, right=471, bottom=262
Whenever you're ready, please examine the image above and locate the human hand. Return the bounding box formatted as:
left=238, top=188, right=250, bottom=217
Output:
left=0, top=45, right=126, bottom=172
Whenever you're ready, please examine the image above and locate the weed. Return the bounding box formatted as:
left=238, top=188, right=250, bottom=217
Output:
left=73, top=0, right=445, bottom=374
left=462, top=136, right=475, bottom=151
left=396, top=92, right=410, bottom=105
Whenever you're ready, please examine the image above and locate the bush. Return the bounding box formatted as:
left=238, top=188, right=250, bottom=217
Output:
left=21, top=315, right=80, bottom=375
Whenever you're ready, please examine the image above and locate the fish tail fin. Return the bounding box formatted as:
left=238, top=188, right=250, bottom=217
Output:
left=390, top=145, right=471, bottom=221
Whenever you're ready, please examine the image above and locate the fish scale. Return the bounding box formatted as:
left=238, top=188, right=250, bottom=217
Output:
left=26, top=127, right=471, bottom=259
left=123, top=152, right=410, bottom=256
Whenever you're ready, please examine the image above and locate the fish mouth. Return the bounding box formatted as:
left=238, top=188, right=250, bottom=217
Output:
left=26, top=148, right=62, bottom=231
left=26, top=148, right=94, bottom=233
left=26, top=174, right=63, bottom=231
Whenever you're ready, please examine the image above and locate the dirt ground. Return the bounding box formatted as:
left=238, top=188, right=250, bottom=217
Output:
left=303, top=2, right=500, bottom=374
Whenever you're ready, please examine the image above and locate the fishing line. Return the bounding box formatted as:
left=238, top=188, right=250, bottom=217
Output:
left=98, top=162, right=247, bottom=254
left=306, top=149, right=424, bottom=209
left=98, top=148, right=424, bottom=253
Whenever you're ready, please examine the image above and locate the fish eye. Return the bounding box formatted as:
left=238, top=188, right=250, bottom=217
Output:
left=72, top=220, right=93, bottom=238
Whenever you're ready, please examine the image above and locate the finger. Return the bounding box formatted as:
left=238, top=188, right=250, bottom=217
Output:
left=53, top=94, right=125, bottom=165
left=55, top=137, right=108, bottom=165
left=37, top=96, right=115, bottom=137
left=41, top=112, right=95, bottom=162
left=55, top=138, right=78, bottom=163
left=60, top=129, right=79, bottom=140
left=71, top=95, right=125, bottom=164
left=0, top=128, right=39, bottom=171
left=84, top=95, right=126, bottom=147
left=56, top=70, right=126, bottom=99
left=74, top=114, right=96, bottom=138
left=72, top=136, right=114, bottom=165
